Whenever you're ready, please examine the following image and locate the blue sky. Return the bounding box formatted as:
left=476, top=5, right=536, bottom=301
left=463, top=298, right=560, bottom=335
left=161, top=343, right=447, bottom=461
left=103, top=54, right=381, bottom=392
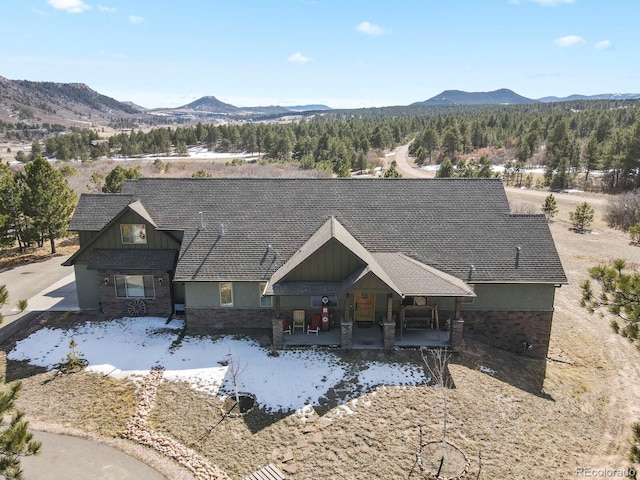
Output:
left=1, top=0, right=638, bottom=109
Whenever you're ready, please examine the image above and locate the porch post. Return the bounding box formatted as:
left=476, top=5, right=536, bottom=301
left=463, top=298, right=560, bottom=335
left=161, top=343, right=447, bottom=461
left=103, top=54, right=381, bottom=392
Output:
left=450, top=318, right=465, bottom=352
left=455, top=297, right=461, bottom=319
left=341, top=320, right=353, bottom=349
left=382, top=293, right=395, bottom=349
left=275, top=295, right=281, bottom=317
left=272, top=316, right=284, bottom=348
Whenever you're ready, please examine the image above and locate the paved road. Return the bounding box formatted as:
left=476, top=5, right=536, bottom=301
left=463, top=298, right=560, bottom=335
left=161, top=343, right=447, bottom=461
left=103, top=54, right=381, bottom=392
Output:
left=21, top=431, right=166, bottom=480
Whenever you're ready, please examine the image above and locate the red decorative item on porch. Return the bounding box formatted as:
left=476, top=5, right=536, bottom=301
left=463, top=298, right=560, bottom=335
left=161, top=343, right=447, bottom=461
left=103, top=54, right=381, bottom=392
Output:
left=321, top=306, right=330, bottom=331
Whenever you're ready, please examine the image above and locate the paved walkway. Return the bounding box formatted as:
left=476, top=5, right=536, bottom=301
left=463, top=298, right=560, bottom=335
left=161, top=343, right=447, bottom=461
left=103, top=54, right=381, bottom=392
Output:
left=21, top=431, right=166, bottom=480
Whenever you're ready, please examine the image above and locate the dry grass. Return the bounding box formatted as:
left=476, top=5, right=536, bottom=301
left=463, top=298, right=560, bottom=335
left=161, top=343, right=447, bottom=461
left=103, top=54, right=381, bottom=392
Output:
left=1, top=181, right=639, bottom=479
left=0, top=236, right=79, bottom=271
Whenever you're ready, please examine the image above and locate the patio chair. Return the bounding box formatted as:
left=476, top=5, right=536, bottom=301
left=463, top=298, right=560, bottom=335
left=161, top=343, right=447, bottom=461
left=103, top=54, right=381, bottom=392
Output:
left=307, top=314, right=321, bottom=335
left=292, top=310, right=305, bottom=333
left=282, top=316, right=291, bottom=335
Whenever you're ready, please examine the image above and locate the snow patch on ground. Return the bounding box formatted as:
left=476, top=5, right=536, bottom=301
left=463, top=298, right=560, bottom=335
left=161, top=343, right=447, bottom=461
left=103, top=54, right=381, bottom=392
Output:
left=8, top=317, right=429, bottom=413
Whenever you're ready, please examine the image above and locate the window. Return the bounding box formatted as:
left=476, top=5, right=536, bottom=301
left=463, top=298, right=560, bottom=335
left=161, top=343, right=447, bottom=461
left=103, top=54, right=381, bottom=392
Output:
left=259, top=282, right=272, bottom=307
left=121, top=224, right=147, bottom=244
left=220, top=282, right=233, bottom=306
left=115, top=275, right=155, bottom=298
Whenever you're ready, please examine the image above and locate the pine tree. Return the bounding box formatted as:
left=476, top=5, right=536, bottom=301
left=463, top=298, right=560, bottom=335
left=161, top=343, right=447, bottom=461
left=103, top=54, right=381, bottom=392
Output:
left=383, top=160, right=401, bottom=178
left=0, top=378, right=41, bottom=479
left=581, top=259, right=640, bottom=346
left=436, top=158, right=454, bottom=178
left=102, top=166, right=142, bottom=193
left=569, top=202, right=595, bottom=233
left=541, top=194, right=559, bottom=221
left=0, top=285, right=7, bottom=326
left=19, top=156, right=77, bottom=253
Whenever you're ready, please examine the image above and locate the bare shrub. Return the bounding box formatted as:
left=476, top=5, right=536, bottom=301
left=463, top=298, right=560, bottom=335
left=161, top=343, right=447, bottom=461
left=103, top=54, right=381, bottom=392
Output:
left=509, top=201, right=537, bottom=215
left=605, top=190, right=640, bottom=230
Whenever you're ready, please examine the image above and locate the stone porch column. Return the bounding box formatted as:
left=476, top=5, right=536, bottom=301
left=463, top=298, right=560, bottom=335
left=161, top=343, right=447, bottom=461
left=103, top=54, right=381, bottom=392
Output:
left=382, top=321, right=396, bottom=349
left=341, top=320, right=353, bottom=349
left=272, top=316, right=284, bottom=348
left=450, top=318, right=465, bottom=352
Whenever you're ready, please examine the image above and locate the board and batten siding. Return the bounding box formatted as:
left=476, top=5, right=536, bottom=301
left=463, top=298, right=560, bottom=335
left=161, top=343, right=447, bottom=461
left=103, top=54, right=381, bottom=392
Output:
left=462, top=283, right=557, bottom=311
left=72, top=210, right=180, bottom=264
left=285, top=238, right=364, bottom=282
left=73, top=264, right=100, bottom=309
left=185, top=281, right=266, bottom=308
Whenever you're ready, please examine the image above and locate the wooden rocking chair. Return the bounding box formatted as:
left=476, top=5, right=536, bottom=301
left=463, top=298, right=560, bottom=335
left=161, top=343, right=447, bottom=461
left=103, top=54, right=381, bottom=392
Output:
left=292, top=310, right=306, bottom=333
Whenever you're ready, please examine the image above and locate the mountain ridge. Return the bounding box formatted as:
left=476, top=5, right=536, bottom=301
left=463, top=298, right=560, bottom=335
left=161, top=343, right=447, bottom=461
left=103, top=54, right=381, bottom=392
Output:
left=412, top=88, right=539, bottom=106
left=1, top=76, right=639, bottom=127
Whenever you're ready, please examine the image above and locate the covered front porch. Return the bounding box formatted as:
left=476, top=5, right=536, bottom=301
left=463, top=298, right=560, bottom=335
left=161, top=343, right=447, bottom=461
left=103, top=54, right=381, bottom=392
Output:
left=280, top=322, right=452, bottom=349
left=264, top=216, right=473, bottom=351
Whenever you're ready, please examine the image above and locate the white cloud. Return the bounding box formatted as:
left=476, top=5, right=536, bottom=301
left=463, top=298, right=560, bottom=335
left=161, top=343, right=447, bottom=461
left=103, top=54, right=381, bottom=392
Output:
left=356, top=21, right=386, bottom=36
left=129, top=15, right=144, bottom=24
left=555, top=35, right=586, bottom=47
left=47, top=0, right=90, bottom=13
left=97, top=5, right=117, bottom=13
left=288, top=52, right=311, bottom=64
left=595, top=40, right=612, bottom=50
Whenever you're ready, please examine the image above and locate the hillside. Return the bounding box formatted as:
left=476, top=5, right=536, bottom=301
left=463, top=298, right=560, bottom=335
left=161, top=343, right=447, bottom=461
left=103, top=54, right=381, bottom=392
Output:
left=538, top=93, right=640, bottom=103
left=0, top=75, right=145, bottom=126
left=176, top=96, right=239, bottom=114
left=413, top=88, right=538, bottom=106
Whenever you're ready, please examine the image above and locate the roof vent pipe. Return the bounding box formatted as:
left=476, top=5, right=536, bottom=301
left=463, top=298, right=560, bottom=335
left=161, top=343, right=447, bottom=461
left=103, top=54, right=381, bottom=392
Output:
left=516, top=246, right=522, bottom=268
left=219, top=224, right=225, bottom=237
left=197, top=212, right=204, bottom=231
left=468, top=264, right=476, bottom=281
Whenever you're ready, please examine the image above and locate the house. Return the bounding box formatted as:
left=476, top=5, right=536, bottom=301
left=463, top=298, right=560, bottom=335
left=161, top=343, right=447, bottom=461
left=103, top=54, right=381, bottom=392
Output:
left=64, top=178, right=567, bottom=357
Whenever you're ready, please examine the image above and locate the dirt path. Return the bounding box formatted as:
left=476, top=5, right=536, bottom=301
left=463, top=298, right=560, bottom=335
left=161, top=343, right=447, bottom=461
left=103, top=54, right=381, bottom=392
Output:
left=393, top=143, right=433, bottom=178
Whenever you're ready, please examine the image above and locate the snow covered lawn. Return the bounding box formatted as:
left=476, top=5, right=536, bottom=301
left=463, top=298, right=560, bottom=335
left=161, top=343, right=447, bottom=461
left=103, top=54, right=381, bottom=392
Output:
left=8, top=317, right=428, bottom=413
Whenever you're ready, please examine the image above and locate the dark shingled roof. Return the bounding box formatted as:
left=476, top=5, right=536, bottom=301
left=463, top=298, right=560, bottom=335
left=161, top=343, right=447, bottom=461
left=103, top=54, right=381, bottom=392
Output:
left=87, top=249, right=176, bottom=271
left=69, top=178, right=566, bottom=285
left=69, top=194, right=136, bottom=231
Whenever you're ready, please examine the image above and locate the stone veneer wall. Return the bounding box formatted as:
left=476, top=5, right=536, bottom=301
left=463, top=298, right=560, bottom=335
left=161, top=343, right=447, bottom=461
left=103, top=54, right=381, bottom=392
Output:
left=456, top=309, right=554, bottom=359
left=185, top=307, right=273, bottom=335
left=99, top=270, right=172, bottom=317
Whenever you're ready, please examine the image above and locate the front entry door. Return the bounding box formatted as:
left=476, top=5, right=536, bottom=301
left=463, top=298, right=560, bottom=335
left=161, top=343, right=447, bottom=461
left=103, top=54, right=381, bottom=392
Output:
left=355, top=292, right=375, bottom=322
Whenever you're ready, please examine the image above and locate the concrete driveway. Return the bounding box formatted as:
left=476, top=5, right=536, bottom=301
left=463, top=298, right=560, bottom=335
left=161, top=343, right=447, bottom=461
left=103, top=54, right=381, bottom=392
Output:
left=0, top=255, right=78, bottom=324
left=21, top=431, right=165, bottom=480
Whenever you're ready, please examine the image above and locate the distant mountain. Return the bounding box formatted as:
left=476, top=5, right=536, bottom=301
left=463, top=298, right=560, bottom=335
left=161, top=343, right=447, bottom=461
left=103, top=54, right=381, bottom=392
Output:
left=284, top=104, right=331, bottom=112
left=122, top=101, right=147, bottom=111
left=177, top=96, right=239, bottom=114
left=413, top=88, right=538, bottom=106
left=537, top=93, right=640, bottom=103
left=158, top=97, right=332, bottom=116
left=0, top=75, right=143, bottom=125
